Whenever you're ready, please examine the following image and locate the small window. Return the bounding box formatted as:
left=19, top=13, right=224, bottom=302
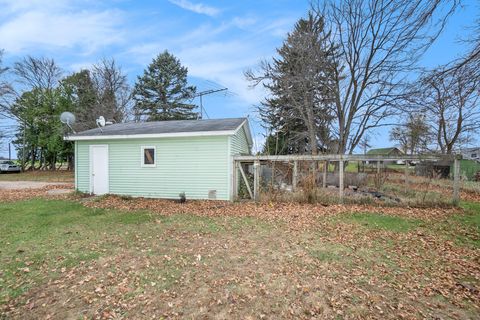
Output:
left=141, top=146, right=156, bottom=167
left=472, top=153, right=477, bottom=158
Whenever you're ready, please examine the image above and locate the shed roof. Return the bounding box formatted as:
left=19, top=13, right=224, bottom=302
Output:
left=65, top=118, right=253, bottom=145
left=366, top=147, right=403, bottom=155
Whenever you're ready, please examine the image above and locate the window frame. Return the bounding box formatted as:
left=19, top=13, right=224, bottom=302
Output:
left=141, top=146, right=156, bottom=167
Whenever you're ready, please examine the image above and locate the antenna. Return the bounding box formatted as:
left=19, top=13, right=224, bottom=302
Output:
left=193, top=88, right=228, bottom=119
left=60, top=112, right=76, bottom=133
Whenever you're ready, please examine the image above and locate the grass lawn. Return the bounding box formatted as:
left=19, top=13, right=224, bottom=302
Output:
left=1, top=198, right=479, bottom=319
left=0, top=171, right=74, bottom=182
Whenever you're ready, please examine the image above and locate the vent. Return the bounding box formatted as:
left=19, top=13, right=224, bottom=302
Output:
left=208, top=190, right=217, bottom=200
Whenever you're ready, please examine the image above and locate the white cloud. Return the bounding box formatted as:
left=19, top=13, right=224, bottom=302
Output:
left=231, top=16, right=257, bottom=29
left=168, top=0, right=220, bottom=17
left=0, top=2, right=125, bottom=54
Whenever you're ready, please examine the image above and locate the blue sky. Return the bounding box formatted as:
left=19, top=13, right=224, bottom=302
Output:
left=0, top=0, right=478, bottom=157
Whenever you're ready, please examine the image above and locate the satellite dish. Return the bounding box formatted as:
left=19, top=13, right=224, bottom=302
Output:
left=60, top=112, right=76, bottom=134
left=60, top=112, right=76, bottom=125
left=96, top=116, right=106, bottom=127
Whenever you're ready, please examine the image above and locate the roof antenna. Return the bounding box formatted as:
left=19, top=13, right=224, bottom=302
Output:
left=96, top=116, right=106, bottom=132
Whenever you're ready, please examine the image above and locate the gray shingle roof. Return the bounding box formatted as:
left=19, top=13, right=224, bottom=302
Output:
left=71, top=118, right=247, bottom=137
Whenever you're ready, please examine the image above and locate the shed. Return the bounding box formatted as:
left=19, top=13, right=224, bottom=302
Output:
left=65, top=118, right=253, bottom=200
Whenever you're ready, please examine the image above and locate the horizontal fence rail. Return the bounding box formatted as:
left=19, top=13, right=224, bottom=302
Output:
left=233, top=154, right=457, bottom=162
left=231, top=154, right=462, bottom=205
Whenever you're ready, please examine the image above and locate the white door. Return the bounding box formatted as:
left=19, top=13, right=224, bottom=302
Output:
left=90, top=145, right=109, bottom=195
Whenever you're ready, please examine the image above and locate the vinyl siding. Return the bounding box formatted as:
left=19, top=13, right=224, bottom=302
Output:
left=76, top=141, right=90, bottom=192
left=75, top=135, right=230, bottom=200
left=227, top=125, right=252, bottom=199
left=230, top=126, right=250, bottom=156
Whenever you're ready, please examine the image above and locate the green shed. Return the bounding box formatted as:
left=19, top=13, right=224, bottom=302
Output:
left=65, top=118, right=253, bottom=200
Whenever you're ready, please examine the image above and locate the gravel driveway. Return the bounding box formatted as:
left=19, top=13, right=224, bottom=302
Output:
left=0, top=181, right=71, bottom=190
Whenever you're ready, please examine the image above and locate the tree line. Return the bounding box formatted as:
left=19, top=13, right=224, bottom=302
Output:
left=1, top=0, right=478, bottom=169
left=247, top=0, right=479, bottom=156
left=0, top=51, right=198, bottom=170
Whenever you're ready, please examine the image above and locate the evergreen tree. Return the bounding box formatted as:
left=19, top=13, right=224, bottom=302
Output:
left=59, top=70, right=98, bottom=131
left=133, top=51, right=197, bottom=121
left=246, top=12, right=336, bottom=155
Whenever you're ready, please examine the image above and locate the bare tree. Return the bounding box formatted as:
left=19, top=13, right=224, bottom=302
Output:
left=0, top=50, right=13, bottom=117
left=389, top=114, right=430, bottom=154
left=14, top=56, right=62, bottom=91
left=313, top=0, right=459, bottom=154
left=358, top=134, right=371, bottom=155
left=407, top=65, right=480, bottom=154
left=91, top=58, right=131, bottom=122
left=444, top=13, right=480, bottom=76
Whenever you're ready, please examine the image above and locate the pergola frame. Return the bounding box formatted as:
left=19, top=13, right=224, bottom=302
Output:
left=231, top=154, right=462, bottom=205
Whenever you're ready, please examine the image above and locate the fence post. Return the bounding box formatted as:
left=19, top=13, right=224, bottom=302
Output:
left=323, top=160, right=328, bottom=188
left=339, top=159, right=344, bottom=202
left=231, top=159, right=238, bottom=201
left=453, top=156, right=460, bottom=205
left=292, top=160, right=298, bottom=191
left=404, top=160, right=409, bottom=193
left=253, top=160, right=260, bottom=202
left=377, top=160, right=381, bottom=174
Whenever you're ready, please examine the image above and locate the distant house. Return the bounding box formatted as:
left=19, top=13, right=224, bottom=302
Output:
left=366, top=147, right=404, bottom=157
left=460, top=147, right=480, bottom=162
left=365, top=147, right=404, bottom=164
left=65, top=118, right=253, bottom=200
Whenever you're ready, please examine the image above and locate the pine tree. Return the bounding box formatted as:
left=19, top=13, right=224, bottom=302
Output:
left=133, top=51, right=197, bottom=121
left=246, top=12, right=336, bottom=155
left=59, top=70, right=98, bottom=131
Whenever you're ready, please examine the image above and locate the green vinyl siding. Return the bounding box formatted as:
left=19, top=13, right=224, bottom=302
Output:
left=228, top=126, right=252, bottom=199
left=74, top=123, right=252, bottom=200
left=75, top=135, right=230, bottom=200
left=230, top=126, right=250, bottom=156
left=76, top=141, right=90, bottom=192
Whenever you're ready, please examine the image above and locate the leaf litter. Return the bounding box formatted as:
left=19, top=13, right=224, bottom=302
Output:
left=0, top=185, right=479, bottom=319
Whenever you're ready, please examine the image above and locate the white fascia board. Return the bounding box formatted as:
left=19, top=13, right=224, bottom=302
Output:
left=64, top=130, right=237, bottom=141
left=233, top=119, right=254, bottom=148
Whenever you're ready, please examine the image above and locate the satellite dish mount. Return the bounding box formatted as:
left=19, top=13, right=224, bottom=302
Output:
left=60, top=112, right=76, bottom=134
left=96, top=116, right=106, bottom=132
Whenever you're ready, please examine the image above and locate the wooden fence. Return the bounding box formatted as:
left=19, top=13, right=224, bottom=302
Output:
left=231, top=154, right=462, bottom=205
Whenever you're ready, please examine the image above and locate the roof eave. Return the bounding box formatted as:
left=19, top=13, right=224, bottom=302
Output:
left=64, top=130, right=238, bottom=141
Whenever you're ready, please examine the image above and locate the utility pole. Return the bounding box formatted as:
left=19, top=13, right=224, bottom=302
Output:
left=22, top=120, right=26, bottom=171
left=194, top=88, right=228, bottom=119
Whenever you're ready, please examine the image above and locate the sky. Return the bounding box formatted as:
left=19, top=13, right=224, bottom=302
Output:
left=0, top=0, right=478, bottom=157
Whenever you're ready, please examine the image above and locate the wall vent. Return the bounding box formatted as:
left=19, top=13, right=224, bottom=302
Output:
left=208, top=190, right=217, bottom=200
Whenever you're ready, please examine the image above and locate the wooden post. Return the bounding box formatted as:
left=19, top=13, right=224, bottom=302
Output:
left=376, top=160, right=381, bottom=174
left=322, top=160, right=328, bottom=188
left=339, top=160, right=344, bottom=202
left=292, top=160, right=298, bottom=191
left=231, top=159, right=238, bottom=201
left=271, top=161, right=275, bottom=187
left=253, top=160, right=260, bottom=202
left=238, top=163, right=253, bottom=200
left=453, top=156, right=460, bottom=205
left=404, top=160, right=409, bottom=193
